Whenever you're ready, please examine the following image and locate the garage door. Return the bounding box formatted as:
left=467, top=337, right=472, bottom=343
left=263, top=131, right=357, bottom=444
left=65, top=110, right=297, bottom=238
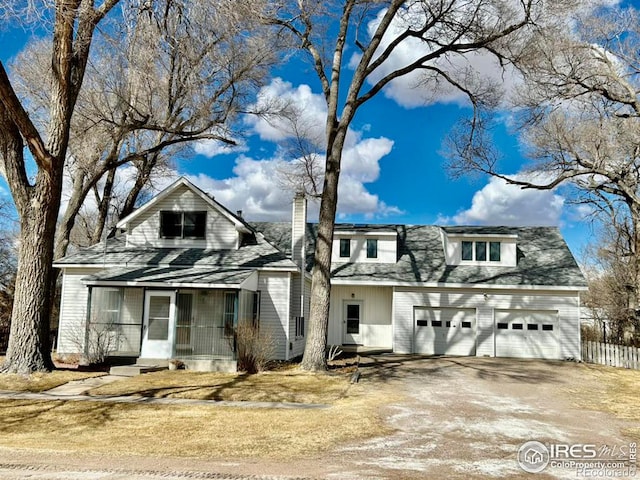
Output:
left=414, top=307, right=476, bottom=355
left=495, top=310, right=559, bottom=359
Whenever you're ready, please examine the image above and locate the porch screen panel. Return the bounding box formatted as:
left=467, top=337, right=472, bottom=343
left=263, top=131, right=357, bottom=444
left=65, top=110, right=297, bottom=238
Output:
left=148, top=296, right=170, bottom=340
left=182, top=290, right=235, bottom=359
left=89, top=287, right=142, bottom=356
left=176, top=293, right=192, bottom=347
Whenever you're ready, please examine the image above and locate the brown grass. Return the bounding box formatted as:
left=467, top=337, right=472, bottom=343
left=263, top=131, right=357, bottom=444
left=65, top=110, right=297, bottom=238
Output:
left=0, top=380, right=397, bottom=459
left=0, top=370, right=106, bottom=393
left=569, top=364, right=640, bottom=440
left=89, top=370, right=351, bottom=404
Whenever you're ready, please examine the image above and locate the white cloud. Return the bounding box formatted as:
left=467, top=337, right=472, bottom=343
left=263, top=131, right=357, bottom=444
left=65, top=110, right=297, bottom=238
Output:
left=245, top=78, right=328, bottom=147
left=193, top=138, right=249, bottom=157
left=442, top=175, right=565, bottom=226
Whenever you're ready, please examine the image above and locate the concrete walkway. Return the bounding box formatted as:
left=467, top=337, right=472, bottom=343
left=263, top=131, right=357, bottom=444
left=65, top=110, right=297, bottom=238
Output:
left=0, top=375, right=329, bottom=409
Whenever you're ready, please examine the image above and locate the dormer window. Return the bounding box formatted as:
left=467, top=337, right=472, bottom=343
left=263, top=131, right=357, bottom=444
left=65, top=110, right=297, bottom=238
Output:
left=339, top=238, right=351, bottom=258
left=366, top=239, right=378, bottom=259
left=489, top=241, right=501, bottom=261
left=462, top=241, right=473, bottom=261
left=461, top=240, right=501, bottom=262
left=476, top=242, right=487, bottom=261
left=160, top=211, right=206, bottom=239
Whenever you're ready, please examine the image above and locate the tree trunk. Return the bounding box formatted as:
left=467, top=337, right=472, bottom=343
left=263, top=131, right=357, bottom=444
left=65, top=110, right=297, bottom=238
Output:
left=300, top=131, right=346, bottom=371
left=2, top=170, right=62, bottom=373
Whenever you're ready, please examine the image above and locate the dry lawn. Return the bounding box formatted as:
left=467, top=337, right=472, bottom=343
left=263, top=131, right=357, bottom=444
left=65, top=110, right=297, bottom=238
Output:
left=569, top=363, right=640, bottom=440
left=89, top=370, right=352, bottom=404
left=0, top=378, right=397, bottom=459
left=0, top=370, right=105, bottom=393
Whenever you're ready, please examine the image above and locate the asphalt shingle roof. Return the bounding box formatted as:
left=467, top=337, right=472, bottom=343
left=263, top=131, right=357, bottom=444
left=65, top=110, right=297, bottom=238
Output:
left=84, top=266, right=256, bottom=286
left=55, top=235, right=297, bottom=271
left=56, top=222, right=586, bottom=288
left=251, top=223, right=587, bottom=288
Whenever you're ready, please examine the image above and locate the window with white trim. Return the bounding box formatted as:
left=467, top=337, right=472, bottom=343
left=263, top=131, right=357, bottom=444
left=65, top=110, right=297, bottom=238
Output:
left=461, top=240, right=501, bottom=263
left=339, top=238, right=351, bottom=258
left=160, top=211, right=206, bottom=239
left=366, top=238, right=378, bottom=259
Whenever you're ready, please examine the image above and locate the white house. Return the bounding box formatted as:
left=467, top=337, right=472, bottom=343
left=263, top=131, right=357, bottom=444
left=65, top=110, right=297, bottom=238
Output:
left=55, top=177, right=587, bottom=370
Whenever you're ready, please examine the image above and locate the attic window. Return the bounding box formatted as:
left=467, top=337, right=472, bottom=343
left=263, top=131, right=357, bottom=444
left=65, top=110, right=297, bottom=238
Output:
left=160, top=211, right=206, bottom=239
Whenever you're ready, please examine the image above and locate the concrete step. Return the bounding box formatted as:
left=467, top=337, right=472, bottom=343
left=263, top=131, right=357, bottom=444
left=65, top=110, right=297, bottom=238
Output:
left=109, top=364, right=167, bottom=376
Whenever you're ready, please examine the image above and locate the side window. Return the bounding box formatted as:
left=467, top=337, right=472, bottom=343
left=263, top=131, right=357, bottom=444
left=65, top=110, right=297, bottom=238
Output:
left=461, top=241, right=473, bottom=261
left=339, top=238, right=351, bottom=258
left=366, top=239, right=378, bottom=259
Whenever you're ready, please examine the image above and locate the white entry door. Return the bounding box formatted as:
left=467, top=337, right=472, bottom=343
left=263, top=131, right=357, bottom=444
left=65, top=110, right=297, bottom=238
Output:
left=140, top=291, right=176, bottom=359
left=343, top=301, right=363, bottom=345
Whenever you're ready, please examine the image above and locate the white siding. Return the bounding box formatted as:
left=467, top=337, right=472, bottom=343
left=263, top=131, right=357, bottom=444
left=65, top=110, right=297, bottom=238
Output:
left=328, top=285, right=393, bottom=347
left=126, top=184, right=238, bottom=249
left=257, top=271, right=291, bottom=360
left=57, top=268, right=101, bottom=354
left=393, top=287, right=581, bottom=359
left=332, top=234, right=397, bottom=263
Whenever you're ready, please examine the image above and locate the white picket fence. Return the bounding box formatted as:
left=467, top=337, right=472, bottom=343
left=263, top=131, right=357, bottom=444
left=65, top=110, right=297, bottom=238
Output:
left=582, top=341, right=640, bottom=370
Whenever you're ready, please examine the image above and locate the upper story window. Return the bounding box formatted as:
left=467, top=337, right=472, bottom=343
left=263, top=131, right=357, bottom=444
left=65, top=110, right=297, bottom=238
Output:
left=462, top=240, right=501, bottom=262
left=366, top=238, right=378, bottom=259
left=489, top=241, right=501, bottom=261
left=160, top=211, right=206, bottom=239
left=339, top=238, right=351, bottom=258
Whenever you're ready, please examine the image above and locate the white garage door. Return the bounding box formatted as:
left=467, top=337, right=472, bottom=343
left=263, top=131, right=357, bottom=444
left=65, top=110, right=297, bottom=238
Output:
left=495, top=310, right=559, bottom=359
left=413, top=307, right=476, bottom=355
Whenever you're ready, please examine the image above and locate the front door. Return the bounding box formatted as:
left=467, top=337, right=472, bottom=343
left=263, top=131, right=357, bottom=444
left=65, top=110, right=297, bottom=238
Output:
left=140, top=291, right=176, bottom=359
left=343, top=301, right=363, bottom=345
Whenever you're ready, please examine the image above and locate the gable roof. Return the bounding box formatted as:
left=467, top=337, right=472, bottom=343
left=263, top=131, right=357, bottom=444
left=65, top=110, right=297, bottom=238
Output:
left=251, top=223, right=587, bottom=289
left=115, top=177, right=253, bottom=233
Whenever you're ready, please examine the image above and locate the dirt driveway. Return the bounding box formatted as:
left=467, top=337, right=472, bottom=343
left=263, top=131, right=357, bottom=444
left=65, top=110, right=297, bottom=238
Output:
left=0, top=356, right=636, bottom=480
left=329, top=355, right=637, bottom=479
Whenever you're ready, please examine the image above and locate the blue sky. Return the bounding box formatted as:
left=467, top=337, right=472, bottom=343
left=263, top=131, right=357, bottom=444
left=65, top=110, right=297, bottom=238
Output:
left=0, top=2, right=633, bottom=259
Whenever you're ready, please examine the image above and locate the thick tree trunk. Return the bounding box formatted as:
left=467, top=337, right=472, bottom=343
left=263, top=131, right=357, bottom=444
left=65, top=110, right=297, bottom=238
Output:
left=2, top=170, right=62, bottom=373
left=300, top=129, right=346, bottom=371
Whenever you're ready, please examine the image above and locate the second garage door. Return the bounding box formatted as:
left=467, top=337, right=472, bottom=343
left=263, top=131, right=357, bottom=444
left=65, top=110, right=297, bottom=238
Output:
left=414, top=307, right=476, bottom=355
left=495, top=309, right=560, bottom=359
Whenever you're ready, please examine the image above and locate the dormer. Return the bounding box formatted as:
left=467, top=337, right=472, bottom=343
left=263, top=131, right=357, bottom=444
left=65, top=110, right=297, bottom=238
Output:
left=116, top=177, right=252, bottom=249
left=332, top=226, right=398, bottom=263
left=441, top=227, right=518, bottom=267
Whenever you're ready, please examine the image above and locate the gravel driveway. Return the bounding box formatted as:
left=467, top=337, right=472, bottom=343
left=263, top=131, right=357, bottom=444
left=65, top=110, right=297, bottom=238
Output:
left=0, top=355, right=636, bottom=480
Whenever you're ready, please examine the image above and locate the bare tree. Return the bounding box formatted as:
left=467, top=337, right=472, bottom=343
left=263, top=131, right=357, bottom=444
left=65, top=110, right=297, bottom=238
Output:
left=0, top=0, right=122, bottom=373
left=448, top=5, right=640, bottom=313
left=582, top=224, right=640, bottom=347
left=269, top=0, right=553, bottom=371
left=11, top=0, right=277, bottom=260
left=0, top=0, right=278, bottom=373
